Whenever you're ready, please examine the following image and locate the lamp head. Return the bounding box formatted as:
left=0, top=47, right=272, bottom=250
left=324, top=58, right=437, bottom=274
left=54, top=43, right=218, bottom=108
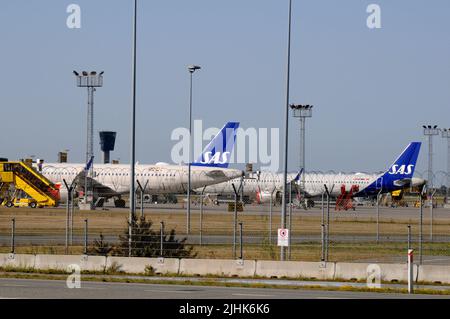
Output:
left=188, top=65, right=201, bottom=73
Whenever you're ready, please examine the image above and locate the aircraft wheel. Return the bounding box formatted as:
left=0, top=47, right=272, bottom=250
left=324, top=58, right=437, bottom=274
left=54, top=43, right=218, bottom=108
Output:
left=29, top=202, right=37, bottom=209
left=5, top=201, right=13, bottom=208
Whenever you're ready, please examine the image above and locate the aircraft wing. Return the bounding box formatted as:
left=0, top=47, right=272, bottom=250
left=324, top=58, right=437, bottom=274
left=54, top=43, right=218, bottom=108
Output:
left=204, top=170, right=228, bottom=179
left=74, top=171, right=121, bottom=198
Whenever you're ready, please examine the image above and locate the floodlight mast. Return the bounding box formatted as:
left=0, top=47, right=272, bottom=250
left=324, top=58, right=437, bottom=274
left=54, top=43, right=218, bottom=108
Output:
left=291, top=104, right=313, bottom=208
left=74, top=70, right=104, bottom=209
left=423, top=125, right=440, bottom=190
left=442, top=129, right=450, bottom=201
left=186, top=64, right=201, bottom=234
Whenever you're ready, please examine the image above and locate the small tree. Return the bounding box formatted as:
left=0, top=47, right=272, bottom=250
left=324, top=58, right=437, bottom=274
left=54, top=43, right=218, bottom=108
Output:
left=88, top=233, right=113, bottom=256
left=112, top=214, right=195, bottom=258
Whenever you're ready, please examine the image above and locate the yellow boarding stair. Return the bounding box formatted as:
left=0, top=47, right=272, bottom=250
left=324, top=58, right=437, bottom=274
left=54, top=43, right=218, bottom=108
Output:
left=0, top=162, right=59, bottom=207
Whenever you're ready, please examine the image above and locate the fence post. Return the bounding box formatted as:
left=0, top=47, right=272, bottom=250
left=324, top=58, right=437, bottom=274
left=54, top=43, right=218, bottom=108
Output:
left=407, top=225, right=411, bottom=251
left=200, top=186, right=206, bottom=246
left=321, top=223, right=325, bottom=262
left=84, top=219, right=88, bottom=255
left=288, top=182, right=292, bottom=260
left=239, top=222, right=243, bottom=260
left=408, top=249, right=414, bottom=294
left=232, top=183, right=238, bottom=259
left=419, top=193, right=423, bottom=265
left=269, top=188, right=275, bottom=245
left=160, top=221, right=164, bottom=257
left=10, top=218, right=15, bottom=254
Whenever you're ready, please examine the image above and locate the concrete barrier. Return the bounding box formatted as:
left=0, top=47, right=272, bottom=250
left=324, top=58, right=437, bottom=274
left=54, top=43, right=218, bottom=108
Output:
left=379, top=263, right=419, bottom=283
left=255, top=261, right=335, bottom=280
left=179, top=259, right=256, bottom=277
left=335, top=262, right=419, bottom=283
left=334, top=262, right=371, bottom=281
left=34, top=255, right=106, bottom=272
left=106, top=257, right=180, bottom=275
left=0, top=254, right=36, bottom=269
left=418, top=265, right=450, bottom=284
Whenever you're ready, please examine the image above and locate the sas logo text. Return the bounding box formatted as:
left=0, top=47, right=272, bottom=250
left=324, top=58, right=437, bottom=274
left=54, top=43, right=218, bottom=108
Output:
left=388, top=165, right=414, bottom=175
left=200, top=152, right=231, bottom=165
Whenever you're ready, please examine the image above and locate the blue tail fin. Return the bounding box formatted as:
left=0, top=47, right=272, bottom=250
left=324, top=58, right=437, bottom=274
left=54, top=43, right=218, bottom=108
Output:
left=381, top=142, right=421, bottom=181
left=191, top=122, right=240, bottom=168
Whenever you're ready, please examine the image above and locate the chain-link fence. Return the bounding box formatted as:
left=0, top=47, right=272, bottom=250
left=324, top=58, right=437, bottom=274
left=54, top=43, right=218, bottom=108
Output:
left=1, top=198, right=449, bottom=265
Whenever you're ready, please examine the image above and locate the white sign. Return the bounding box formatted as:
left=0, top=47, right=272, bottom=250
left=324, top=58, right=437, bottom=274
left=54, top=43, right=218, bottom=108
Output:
left=277, top=228, right=289, bottom=247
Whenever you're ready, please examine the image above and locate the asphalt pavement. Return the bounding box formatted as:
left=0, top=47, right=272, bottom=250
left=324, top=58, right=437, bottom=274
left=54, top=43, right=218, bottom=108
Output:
left=0, top=278, right=449, bottom=299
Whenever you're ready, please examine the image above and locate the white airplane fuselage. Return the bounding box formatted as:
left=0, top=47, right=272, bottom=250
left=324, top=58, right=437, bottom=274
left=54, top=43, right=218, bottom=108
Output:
left=40, top=163, right=243, bottom=197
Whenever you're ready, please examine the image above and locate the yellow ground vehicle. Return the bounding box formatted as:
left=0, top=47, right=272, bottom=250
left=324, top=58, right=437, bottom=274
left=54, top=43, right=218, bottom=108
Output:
left=2, top=197, right=41, bottom=208
left=0, top=161, right=59, bottom=208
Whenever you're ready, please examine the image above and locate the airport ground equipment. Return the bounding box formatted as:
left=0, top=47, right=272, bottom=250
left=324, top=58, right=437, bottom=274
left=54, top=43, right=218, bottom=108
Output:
left=0, top=162, right=59, bottom=208
left=335, top=185, right=358, bottom=211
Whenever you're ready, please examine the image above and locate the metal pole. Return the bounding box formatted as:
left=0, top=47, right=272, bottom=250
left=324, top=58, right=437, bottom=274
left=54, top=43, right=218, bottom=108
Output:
left=408, top=249, right=414, bottom=294
left=140, top=188, right=144, bottom=218
left=233, top=185, right=238, bottom=259
left=129, top=0, right=138, bottom=258
left=288, top=181, right=292, bottom=260
left=280, top=0, right=292, bottom=261
left=84, top=219, right=88, bottom=255
left=187, top=71, right=193, bottom=235
left=407, top=225, right=411, bottom=250
left=70, top=185, right=76, bottom=247
left=419, top=193, right=423, bottom=265
left=239, top=222, right=243, bottom=260
left=200, top=186, right=206, bottom=246
left=65, top=189, right=70, bottom=255
left=321, top=191, right=325, bottom=222
left=326, top=189, right=330, bottom=261
left=376, top=191, right=381, bottom=244
left=321, top=223, right=325, bottom=262
left=160, top=221, right=164, bottom=257
left=447, top=138, right=450, bottom=201
left=10, top=218, right=15, bottom=254
left=269, top=189, right=274, bottom=244
left=430, top=190, right=435, bottom=242
left=70, top=198, right=74, bottom=245
left=428, top=135, right=433, bottom=189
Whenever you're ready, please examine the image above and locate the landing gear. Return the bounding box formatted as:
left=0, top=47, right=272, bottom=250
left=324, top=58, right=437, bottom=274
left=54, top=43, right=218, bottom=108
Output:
left=114, top=198, right=126, bottom=208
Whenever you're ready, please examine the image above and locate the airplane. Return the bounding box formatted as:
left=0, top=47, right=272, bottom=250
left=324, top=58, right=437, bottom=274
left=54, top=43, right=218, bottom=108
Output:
left=195, top=170, right=301, bottom=204
left=196, top=142, right=426, bottom=207
left=38, top=122, right=243, bottom=207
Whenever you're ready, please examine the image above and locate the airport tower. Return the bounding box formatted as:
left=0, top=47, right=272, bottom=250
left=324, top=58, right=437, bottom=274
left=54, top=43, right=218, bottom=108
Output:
left=99, top=131, right=117, bottom=164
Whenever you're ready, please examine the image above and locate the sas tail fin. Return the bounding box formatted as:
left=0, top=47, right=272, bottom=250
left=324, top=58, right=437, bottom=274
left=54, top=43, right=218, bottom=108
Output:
left=191, top=122, right=239, bottom=168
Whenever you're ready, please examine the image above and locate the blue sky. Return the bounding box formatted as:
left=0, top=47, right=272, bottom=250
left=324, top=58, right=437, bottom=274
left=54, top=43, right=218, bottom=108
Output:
left=0, top=0, right=449, bottom=178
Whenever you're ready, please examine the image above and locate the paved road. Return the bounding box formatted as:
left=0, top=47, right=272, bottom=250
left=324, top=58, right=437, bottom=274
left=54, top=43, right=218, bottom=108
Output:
left=0, top=278, right=448, bottom=299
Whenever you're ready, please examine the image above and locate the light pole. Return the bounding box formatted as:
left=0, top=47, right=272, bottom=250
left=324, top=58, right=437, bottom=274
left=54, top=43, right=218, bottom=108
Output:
left=281, top=0, right=293, bottom=262
left=423, top=125, right=439, bottom=190
left=187, top=64, right=201, bottom=235
left=290, top=104, right=313, bottom=207
left=442, top=129, right=450, bottom=202
left=73, top=70, right=104, bottom=209
left=129, top=0, right=138, bottom=257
